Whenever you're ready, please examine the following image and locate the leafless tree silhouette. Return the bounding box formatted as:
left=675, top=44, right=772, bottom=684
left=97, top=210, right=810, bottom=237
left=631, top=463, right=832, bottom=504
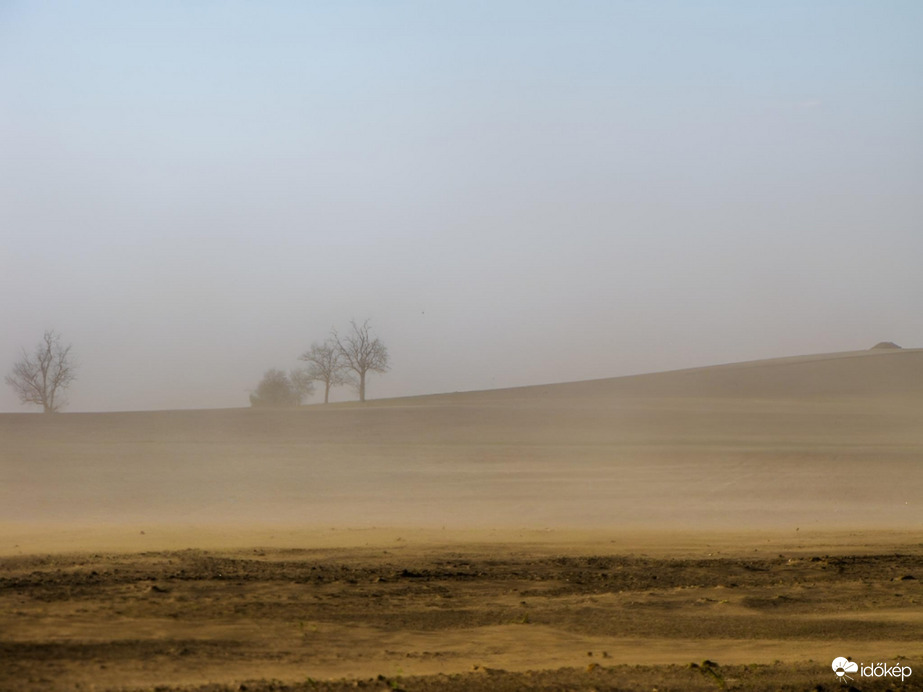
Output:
left=299, top=339, right=349, bottom=404
left=332, top=319, right=390, bottom=402
left=6, top=330, right=77, bottom=413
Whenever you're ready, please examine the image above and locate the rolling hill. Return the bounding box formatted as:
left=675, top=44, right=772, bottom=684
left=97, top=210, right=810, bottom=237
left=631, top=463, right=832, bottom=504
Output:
left=1, top=348, right=921, bottom=532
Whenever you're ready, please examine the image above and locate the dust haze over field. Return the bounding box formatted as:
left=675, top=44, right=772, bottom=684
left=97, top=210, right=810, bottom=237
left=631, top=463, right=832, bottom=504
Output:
left=2, top=348, right=923, bottom=690
left=3, top=2, right=923, bottom=690
left=2, top=348, right=922, bottom=533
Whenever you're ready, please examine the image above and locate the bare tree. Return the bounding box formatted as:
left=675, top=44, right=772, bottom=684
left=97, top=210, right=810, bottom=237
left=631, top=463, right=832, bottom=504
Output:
left=249, top=368, right=314, bottom=407
left=332, top=319, right=390, bottom=402
left=299, top=339, right=349, bottom=404
left=6, top=330, right=77, bottom=413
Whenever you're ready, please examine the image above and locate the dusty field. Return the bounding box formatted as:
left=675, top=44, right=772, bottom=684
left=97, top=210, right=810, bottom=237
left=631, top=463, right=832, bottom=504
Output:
left=1, top=348, right=922, bottom=689
left=1, top=531, right=922, bottom=691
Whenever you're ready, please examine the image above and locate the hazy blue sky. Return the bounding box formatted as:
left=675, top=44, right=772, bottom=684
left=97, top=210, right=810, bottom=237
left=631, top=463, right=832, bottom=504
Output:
left=2, top=1, right=921, bottom=411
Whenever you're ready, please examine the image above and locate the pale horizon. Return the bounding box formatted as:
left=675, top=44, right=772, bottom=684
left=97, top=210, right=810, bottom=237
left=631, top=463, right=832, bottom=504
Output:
left=2, top=1, right=921, bottom=412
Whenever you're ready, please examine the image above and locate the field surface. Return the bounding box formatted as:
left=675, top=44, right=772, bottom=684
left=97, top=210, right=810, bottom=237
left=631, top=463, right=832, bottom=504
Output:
left=1, top=348, right=922, bottom=690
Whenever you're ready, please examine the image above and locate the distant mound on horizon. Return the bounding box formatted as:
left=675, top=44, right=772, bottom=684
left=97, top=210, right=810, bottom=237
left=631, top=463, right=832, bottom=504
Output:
left=870, top=341, right=902, bottom=350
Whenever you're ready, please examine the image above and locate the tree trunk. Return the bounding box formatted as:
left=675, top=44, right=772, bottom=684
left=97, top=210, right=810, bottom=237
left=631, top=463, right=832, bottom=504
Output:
left=359, top=371, right=366, bottom=402
left=324, top=381, right=330, bottom=404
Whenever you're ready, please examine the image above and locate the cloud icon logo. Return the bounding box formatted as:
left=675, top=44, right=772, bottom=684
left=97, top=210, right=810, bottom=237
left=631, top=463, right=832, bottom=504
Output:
left=832, top=657, right=859, bottom=680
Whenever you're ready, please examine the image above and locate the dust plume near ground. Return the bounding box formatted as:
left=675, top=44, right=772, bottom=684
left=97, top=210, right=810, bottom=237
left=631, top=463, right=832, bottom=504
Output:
left=2, top=348, right=922, bottom=531
left=1, top=348, right=922, bottom=690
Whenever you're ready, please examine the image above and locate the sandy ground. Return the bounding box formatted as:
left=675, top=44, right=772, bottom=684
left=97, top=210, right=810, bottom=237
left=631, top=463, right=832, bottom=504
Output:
left=1, top=348, right=922, bottom=689
left=1, top=530, right=922, bottom=690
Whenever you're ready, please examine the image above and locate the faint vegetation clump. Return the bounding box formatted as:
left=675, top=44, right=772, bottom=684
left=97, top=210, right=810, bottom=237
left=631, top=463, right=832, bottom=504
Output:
left=249, top=368, right=313, bottom=407
left=5, top=329, right=77, bottom=413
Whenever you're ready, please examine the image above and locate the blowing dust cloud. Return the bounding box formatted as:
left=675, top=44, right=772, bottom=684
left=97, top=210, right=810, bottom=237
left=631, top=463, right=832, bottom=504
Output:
left=1, top=3, right=922, bottom=690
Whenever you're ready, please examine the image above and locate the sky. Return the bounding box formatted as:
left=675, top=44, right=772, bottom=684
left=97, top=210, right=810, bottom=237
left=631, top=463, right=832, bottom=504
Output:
left=1, top=1, right=921, bottom=412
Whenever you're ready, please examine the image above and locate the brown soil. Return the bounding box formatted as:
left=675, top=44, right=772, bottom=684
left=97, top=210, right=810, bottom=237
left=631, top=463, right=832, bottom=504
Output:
left=2, top=536, right=922, bottom=691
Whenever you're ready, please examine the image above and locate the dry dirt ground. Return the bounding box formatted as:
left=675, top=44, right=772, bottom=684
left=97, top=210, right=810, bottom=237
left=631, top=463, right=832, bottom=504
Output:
left=2, top=531, right=922, bottom=691
left=1, top=348, right=922, bottom=689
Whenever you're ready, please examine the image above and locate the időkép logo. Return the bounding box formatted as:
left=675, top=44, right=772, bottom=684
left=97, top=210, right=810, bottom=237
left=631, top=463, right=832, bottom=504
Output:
left=832, top=657, right=912, bottom=683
